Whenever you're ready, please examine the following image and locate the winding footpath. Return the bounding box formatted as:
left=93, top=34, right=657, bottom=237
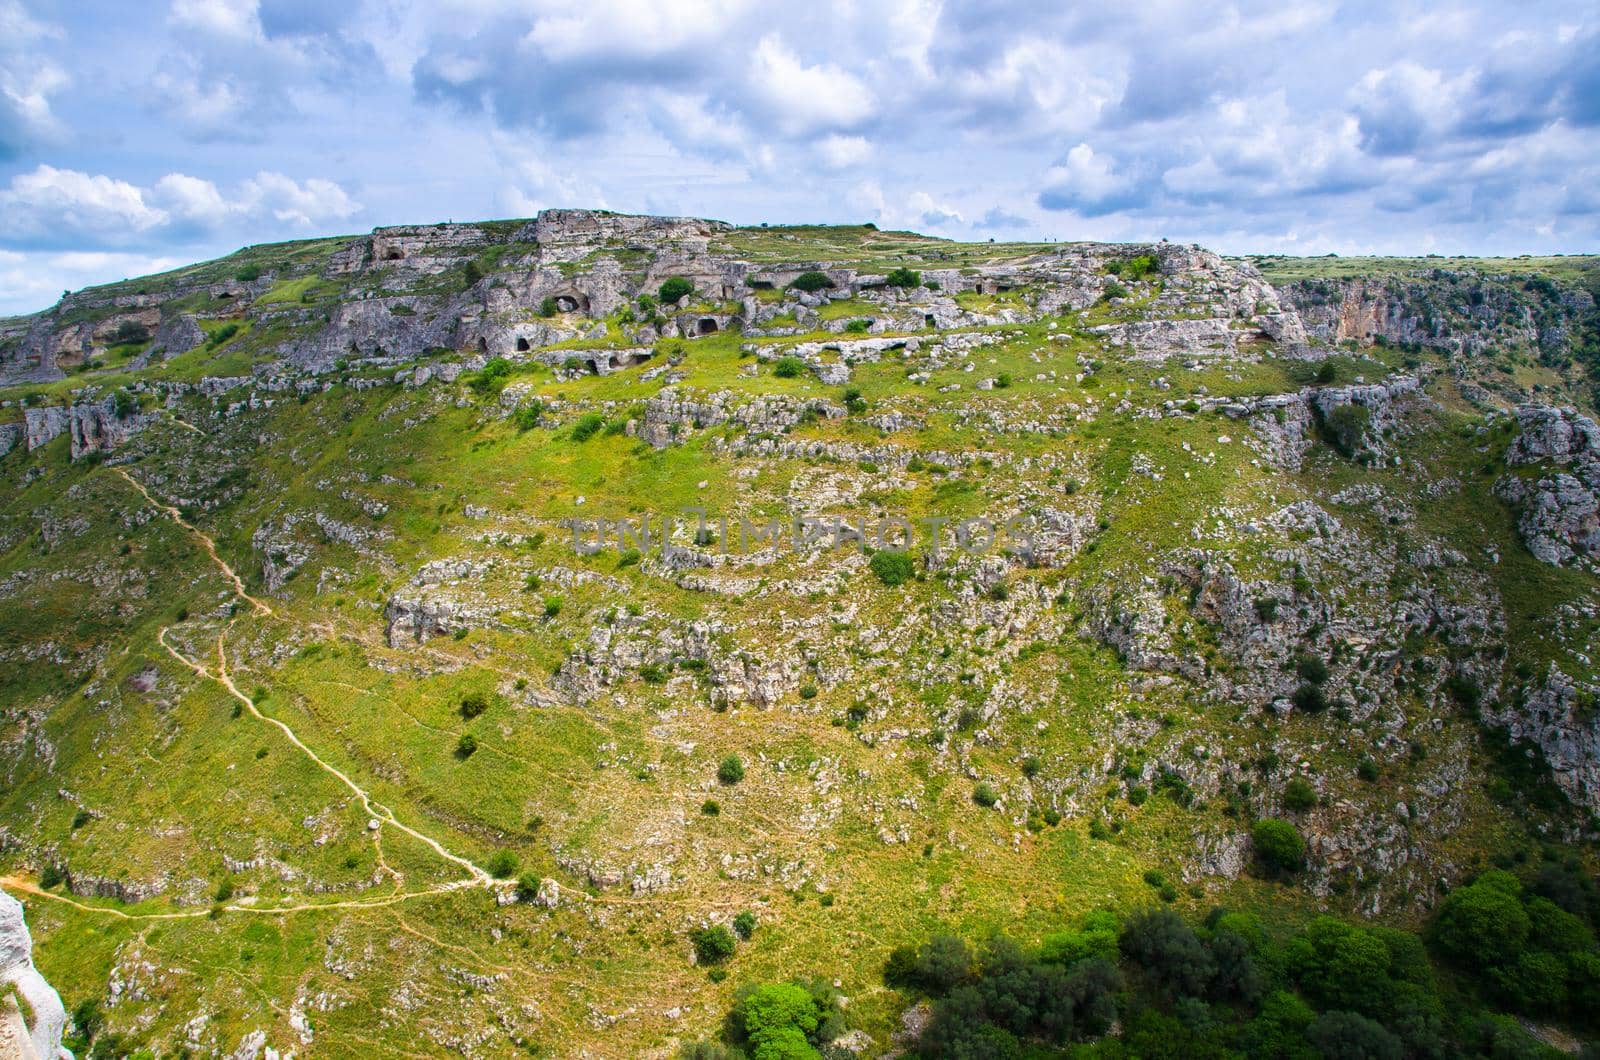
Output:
left=0, top=469, right=501, bottom=921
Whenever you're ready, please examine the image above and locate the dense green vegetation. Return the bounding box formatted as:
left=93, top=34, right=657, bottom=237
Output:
left=692, top=858, right=1598, bottom=1058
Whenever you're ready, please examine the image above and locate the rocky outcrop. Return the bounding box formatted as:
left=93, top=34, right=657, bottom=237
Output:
left=0, top=891, right=70, bottom=1060
left=22, top=408, right=68, bottom=452
left=1086, top=318, right=1239, bottom=361
left=145, top=314, right=206, bottom=362
left=0, top=424, right=20, bottom=460
left=68, top=398, right=157, bottom=460
left=1496, top=405, right=1600, bottom=570
left=1484, top=665, right=1600, bottom=812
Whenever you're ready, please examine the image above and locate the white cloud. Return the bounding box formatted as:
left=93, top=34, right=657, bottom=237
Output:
left=748, top=35, right=875, bottom=136
left=0, top=165, right=360, bottom=247
left=816, top=134, right=872, bottom=169
left=0, top=248, right=187, bottom=315
left=1042, top=144, right=1123, bottom=203
left=169, top=0, right=261, bottom=39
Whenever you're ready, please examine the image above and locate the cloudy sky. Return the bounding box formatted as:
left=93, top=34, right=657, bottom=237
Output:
left=0, top=0, right=1596, bottom=315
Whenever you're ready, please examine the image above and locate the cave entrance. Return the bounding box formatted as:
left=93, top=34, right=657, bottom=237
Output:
left=698, top=318, right=719, bottom=336
left=516, top=337, right=530, bottom=352
left=477, top=338, right=488, bottom=353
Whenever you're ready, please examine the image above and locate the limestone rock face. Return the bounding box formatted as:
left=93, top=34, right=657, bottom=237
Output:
left=22, top=407, right=68, bottom=452
left=1497, top=405, right=1600, bottom=571
left=67, top=398, right=157, bottom=460
left=0, top=891, right=71, bottom=1060
left=1484, top=665, right=1600, bottom=812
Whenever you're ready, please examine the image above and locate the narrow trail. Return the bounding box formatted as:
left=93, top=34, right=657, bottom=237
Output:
left=159, top=626, right=491, bottom=885
left=0, top=874, right=481, bottom=922
left=114, top=468, right=272, bottom=617
left=11, top=467, right=507, bottom=923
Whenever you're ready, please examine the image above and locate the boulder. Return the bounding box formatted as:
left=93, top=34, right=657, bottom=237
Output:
left=0, top=891, right=70, bottom=1059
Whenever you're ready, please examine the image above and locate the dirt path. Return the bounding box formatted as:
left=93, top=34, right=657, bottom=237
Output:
left=160, top=626, right=492, bottom=884
left=50, top=468, right=509, bottom=920
left=114, top=468, right=272, bottom=617
left=0, top=874, right=483, bottom=922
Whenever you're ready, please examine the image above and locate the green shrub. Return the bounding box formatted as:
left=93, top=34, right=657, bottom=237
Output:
left=516, top=873, right=543, bottom=902
left=868, top=550, right=915, bottom=586
left=571, top=412, right=605, bottom=441
left=733, top=911, right=757, bottom=940
left=1296, top=656, right=1330, bottom=684
left=884, top=267, right=921, bottom=288
left=543, top=596, right=563, bottom=618
left=1106, top=254, right=1158, bottom=281
left=972, top=782, right=999, bottom=807
left=111, top=389, right=139, bottom=419
left=994, top=372, right=1012, bottom=389
left=691, top=925, right=737, bottom=964
left=1101, top=280, right=1129, bottom=301
left=206, top=323, right=241, bottom=349
left=463, top=260, right=483, bottom=287
left=1357, top=757, right=1380, bottom=782
left=459, top=692, right=489, bottom=720
left=511, top=402, right=543, bottom=431
left=470, top=356, right=513, bottom=396
left=841, top=386, right=867, bottom=413
left=1283, top=778, right=1317, bottom=812
left=1323, top=403, right=1372, bottom=457
left=486, top=850, right=519, bottom=879
left=790, top=271, right=834, bottom=293
left=659, top=277, right=694, bottom=304
left=455, top=733, right=477, bottom=758
left=718, top=754, right=745, bottom=785
left=843, top=318, right=871, bottom=334
left=235, top=264, right=262, bottom=282
left=773, top=356, right=806, bottom=378
left=538, top=296, right=559, bottom=317
left=701, top=799, right=720, bottom=816
left=1252, top=818, right=1305, bottom=873
left=1292, top=683, right=1328, bottom=713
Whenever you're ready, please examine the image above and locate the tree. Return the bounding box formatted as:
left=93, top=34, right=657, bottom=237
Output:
left=692, top=925, right=737, bottom=964
left=486, top=850, right=519, bottom=878
left=884, top=267, right=921, bottom=288
left=1253, top=818, right=1306, bottom=874
left=1288, top=917, right=1394, bottom=1017
left=773, top=356, right=806, bottom=378
left=1119, top=908, right=1215, bottom=999
left=659, top=277, right=694, bottom=304
left=1040, top=910, right=1121, bottom=966
left=1306, top=1011, right=1403, bottom=1060
left=1431, top=872, right=1530, bottom=967
left=718, top=754, right=745, bottom=785
left=737, top=982, right=821, bottom=1059
left=888, top=934, right=973, bottom=994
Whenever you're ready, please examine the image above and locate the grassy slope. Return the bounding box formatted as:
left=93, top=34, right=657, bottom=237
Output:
left=0, top=229, right=1595, bottom=1056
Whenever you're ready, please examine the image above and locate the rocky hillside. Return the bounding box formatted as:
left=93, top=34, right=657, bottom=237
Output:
left=0, top=212, right=1597, bottom=1056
